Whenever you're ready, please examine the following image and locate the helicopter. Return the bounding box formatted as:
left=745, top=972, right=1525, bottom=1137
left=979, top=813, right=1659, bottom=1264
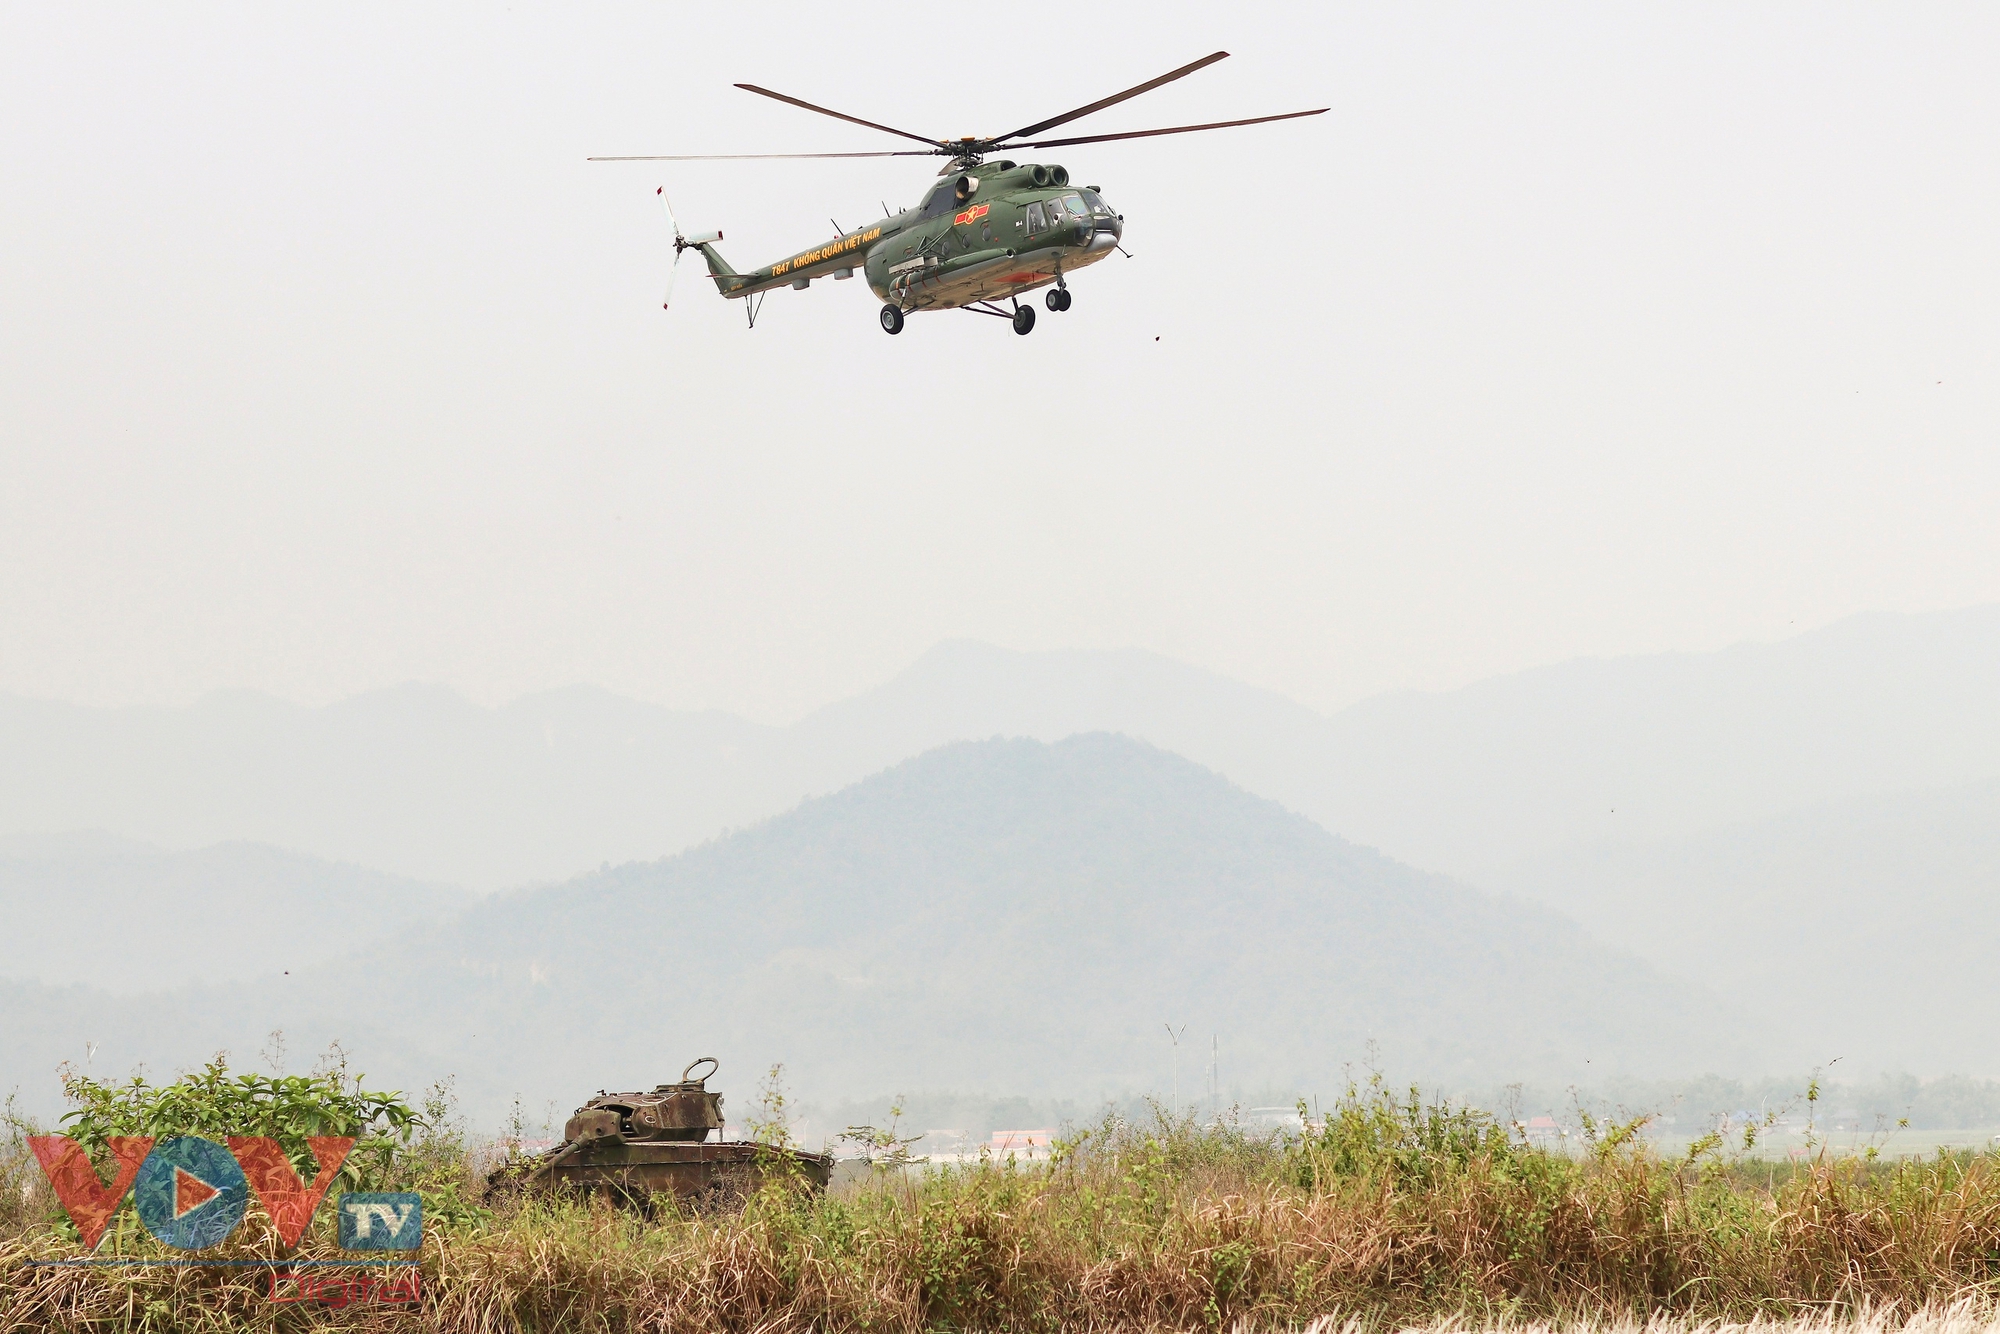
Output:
left=590, top=53, right=1324, bottom=335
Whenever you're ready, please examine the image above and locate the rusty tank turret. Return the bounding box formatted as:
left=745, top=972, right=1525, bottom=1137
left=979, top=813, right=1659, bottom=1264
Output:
left=493, top=1058, right=832, bottom=1209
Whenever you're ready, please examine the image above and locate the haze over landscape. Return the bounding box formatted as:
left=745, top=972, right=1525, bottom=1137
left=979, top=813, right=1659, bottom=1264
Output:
left=4, top=4, right=2000, bottom=1139
left=16, top=11, right=2000, bottom=1333
left=2, top=606, right=1997, bottom=1123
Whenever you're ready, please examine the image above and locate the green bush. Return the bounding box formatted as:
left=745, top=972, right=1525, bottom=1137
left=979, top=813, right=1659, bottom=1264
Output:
left=50, top=1050, right=490, bottom=1240
left=58, top=1052, right=413, bottom=1192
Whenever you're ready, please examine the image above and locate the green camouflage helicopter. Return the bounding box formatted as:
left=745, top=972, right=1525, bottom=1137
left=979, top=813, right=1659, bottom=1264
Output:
left=591, top=53, right=1324, bottom=335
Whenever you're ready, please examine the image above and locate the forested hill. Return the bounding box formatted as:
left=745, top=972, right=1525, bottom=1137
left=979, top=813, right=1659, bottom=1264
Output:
left=309, top=734, right=1743, bottom=1113
left=0, top=735, right=1739, bottom=1120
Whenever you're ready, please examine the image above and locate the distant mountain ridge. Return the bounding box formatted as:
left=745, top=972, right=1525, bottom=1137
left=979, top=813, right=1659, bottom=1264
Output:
left=1489, top=774, right=2000, bottom=1074
left=1, top=604, right=1996, bottom=887
left=0, top=736, right=1743, bottom=1123
left=0, top=833, right=471, bottom=993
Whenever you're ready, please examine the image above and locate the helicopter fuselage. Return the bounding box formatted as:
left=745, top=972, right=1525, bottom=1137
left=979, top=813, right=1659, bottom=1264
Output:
left=693, top=162, right=1121, bottom=314
left=594, top=50, right=1324, bottom=330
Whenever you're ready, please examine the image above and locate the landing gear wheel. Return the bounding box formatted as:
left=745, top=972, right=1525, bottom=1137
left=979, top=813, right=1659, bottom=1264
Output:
left=1012, top=305, right=1036, bottom=335
left=1046, top=288, right=1071, bottom=312
left=879, top=304, right=904, bottom=335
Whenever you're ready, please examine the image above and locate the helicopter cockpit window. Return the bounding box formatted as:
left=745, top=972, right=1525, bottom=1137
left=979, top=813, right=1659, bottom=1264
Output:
left=1081, top=189, right=1113, bottom=216
left=1060, top=193, right=1089, bottom=217
left=1025, top=201, right=1047, bottom=235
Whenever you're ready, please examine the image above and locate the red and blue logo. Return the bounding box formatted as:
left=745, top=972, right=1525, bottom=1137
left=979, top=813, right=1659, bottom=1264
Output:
left=27, top=1134, right=414, bottom=1254
left=131, top=1137, right=251, bottom=1250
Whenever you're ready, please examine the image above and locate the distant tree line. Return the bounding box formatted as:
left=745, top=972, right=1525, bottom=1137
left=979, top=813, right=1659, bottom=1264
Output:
left=1472, top=1072, right=2000, bottom=1133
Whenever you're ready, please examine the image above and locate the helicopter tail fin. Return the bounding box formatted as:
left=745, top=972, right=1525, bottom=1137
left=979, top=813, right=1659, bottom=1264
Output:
left=689, top=239, right=736, bottom=283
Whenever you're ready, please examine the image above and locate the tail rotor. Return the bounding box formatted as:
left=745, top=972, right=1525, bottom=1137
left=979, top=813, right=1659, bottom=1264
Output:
left=657, top=187, right=724, bottom=312
left=658, top=187, right=684, bottom=311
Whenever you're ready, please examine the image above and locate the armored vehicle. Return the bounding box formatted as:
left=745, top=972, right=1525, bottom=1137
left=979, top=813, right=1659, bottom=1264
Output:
left=493, top=1058, right=832, bottom=1209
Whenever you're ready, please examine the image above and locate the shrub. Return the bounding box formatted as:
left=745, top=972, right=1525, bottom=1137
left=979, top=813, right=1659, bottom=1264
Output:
left=56, top=1051, right=415, bottom=1195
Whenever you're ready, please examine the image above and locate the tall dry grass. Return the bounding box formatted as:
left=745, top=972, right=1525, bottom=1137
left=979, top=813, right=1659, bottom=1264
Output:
left=8, top=1083, right=2000, bottom=1332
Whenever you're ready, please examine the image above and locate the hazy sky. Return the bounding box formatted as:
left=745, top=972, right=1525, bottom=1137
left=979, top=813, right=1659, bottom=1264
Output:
left=3, top=3, right=1996, bottom=722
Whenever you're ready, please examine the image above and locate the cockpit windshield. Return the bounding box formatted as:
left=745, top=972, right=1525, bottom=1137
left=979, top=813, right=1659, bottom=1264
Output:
left=1059, top=193, right=1089, bottom=217
left=1081, top=189, right=1114, bottom=216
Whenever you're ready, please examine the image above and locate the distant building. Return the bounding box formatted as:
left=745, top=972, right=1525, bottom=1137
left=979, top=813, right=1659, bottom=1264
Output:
left=988, top=1129, right=1057, bottom=1160
left=1246, top=1107, right=1307, bottom=1137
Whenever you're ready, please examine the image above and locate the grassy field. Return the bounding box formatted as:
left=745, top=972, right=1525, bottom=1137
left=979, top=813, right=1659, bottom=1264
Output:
left=11, top=1079, right=2000, bottom=1332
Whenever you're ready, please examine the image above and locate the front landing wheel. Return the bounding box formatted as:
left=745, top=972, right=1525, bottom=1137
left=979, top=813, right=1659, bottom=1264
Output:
left=1045, top=288, right=1071, bottom=312
left=879, top=304, right=904, bottom=335
left=1012, top=305, right=1036, bottom=335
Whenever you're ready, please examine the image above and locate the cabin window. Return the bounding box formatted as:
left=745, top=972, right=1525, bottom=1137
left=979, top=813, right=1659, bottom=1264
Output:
left=1025, top=202, right=1047, bottom=235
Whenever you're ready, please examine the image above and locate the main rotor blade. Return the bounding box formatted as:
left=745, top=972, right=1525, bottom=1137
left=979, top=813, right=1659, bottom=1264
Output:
left=734, top=83, right=943, bottom=149
left=996, top=51, right=1229, bottom=144
left=592, top=150, right=932, bottom=161
left=1012, top=107, right=1329, bottom=150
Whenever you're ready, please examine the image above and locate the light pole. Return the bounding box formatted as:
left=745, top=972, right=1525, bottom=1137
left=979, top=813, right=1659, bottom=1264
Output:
left=1165, top=1022, right=1188, bottom=1115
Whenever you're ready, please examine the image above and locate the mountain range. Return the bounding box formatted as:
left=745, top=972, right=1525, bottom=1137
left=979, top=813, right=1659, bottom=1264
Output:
left=0, top=736, right=1744, bottom=1124
left=4, top=606, right=1997, bottom=1119
left=4, top=605, right=1998, bottom=889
